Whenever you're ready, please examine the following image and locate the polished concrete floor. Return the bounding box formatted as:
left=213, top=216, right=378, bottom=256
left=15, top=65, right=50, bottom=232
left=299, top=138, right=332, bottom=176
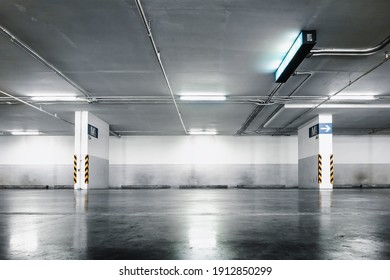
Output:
left=0, top=189, right=389, bottom=260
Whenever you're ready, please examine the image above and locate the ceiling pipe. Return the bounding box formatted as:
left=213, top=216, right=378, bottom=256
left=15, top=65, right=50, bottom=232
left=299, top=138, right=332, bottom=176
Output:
left=1, top=89, right=121, bottom=137
left=134, top=0, right=188, bottom=134
left=369, top=126, right=390, bottom=135
left=0, top=26, right=121, bottom=137
left=0, top=25, right=91, bottom=100
left=235, top=83, right=283, bottom=135
left=0, top=89, right=74, bottom=126
left=278, top=53, right=390, bottom=132
left=256, top=71, right=312, bottom=131
left=310, top=36, right=390, bottom=56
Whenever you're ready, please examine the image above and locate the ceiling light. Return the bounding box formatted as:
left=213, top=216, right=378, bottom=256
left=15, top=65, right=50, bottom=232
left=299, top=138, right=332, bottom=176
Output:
left=330, top=95, right=376, bottom=100
left=275, top=30, right=317, bottom=83
left=284, top=104, right=390, bottom=109
left=10, top=130, right=42, bottom=135
left=31, top=96, right=80, bottom=102
left=180, top=92, right=226, bottom=96
left=188, top=130, right=218, bottom=135
left=180, top=96, right=226, bottom=101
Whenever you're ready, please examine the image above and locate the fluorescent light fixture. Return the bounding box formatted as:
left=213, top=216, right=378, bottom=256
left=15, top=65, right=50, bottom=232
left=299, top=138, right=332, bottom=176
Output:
left=31, top=96, right=80, bottom=102
left=188, top=130, right=218, bottom=135
left=180, top=92, right=226, bottom=96
left=179, top=92, right=227, bottom=101
left=330, top=95, right=376, bottom=100
left=285, top=104, right=390, bottom=109
left=275, top=30, right=316, bottom=83
left=180, top=96, right=226, bottom=101
left=10, top=130, right=42, bottom=135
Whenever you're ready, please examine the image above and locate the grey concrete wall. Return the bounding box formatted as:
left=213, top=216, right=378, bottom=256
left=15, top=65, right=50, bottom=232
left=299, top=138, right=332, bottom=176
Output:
left=109, top=164, right=298, bottom=188
left=298, top=155, right=318, bottom=188
left=89, top=156, right=109, bottom=189
left=0, top=164, right=73, bottom=186
left=334, top=164, right=390, bottom=186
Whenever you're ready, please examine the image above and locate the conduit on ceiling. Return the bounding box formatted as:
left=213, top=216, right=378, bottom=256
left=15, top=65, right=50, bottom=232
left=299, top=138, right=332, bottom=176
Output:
left=310, top=36, right=390, bottom=56
left=279, top=52, right=390, bottom=133
left=134, top=0, right=188, bottom=135
left=0, top=25, right=121, bottom=137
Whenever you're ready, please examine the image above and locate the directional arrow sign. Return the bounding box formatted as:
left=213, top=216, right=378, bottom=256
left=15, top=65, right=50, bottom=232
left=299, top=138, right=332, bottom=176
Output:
left=319, top=123, right=332, bottom=134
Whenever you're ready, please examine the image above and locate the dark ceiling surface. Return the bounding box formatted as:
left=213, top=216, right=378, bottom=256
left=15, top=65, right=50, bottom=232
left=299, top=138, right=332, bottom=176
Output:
left=0, top=0, right=390, bottom=136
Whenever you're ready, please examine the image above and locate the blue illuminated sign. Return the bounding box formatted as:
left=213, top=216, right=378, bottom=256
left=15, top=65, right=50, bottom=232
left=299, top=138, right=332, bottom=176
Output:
left=275, top=30, right=316, bottom=83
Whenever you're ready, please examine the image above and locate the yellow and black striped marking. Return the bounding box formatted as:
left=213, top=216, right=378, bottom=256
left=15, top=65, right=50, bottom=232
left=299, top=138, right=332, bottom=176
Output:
left=84, top=155, right=89, bottom=184
left=330, top=154, right=334, bottom=184
left=73, top=155, right=77, bottom=184
left=318, top=154, right=322, bottom=184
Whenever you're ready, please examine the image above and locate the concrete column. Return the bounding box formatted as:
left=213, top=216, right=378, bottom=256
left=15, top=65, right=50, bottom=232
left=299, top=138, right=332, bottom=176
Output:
left=298, top=114, right=333, bottom=190
left=74, top=111, right=109, bottom=190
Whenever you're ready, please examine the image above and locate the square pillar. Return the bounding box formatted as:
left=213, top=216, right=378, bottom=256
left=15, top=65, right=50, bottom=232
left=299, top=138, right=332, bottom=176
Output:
left=74, top=111, right=109, bottom=190
left=298, top=114, right=333, bottom=190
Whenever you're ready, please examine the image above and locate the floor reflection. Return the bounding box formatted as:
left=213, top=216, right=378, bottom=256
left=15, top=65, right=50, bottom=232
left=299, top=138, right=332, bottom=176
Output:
left=1, top=189, right=390, bottom=259
left=184, top=194, right=219, bottom=259
left=73, top=190, right=88, bottom=257
left=318, top=190, right=333, bottom=213
left=9, top=221, right=38, bottom=254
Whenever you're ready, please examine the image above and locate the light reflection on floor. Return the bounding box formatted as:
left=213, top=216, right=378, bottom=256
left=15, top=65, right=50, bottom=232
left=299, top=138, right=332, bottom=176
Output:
left=0, top=189, right=389, bottom=260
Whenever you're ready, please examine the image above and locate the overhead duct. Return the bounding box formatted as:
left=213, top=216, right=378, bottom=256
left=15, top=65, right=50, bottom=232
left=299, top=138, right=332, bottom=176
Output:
left=310, top=35, right=390, bottom=56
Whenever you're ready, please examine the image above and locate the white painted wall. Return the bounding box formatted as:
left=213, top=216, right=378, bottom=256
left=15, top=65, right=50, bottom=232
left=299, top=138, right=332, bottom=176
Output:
left=0, top=136, right=73, bottom=186
left=0, top=136, right=73, bottom=164
left=1, top=134, right=390, bottom=187
left=334, top=135, right=390, bottom=164
left=1, top=135, right=387, bottom=167
left=109, top=136, right=298, bottom=164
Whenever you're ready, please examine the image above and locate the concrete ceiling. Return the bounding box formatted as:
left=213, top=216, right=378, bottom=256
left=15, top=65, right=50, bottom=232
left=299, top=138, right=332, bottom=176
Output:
left=0, top=0, right=390, bottom=136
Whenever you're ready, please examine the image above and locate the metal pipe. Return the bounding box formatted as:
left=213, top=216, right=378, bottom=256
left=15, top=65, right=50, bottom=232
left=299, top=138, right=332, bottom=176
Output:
left=0, top=26, right=123, bottom=137
left=235, top=83, right=283, bottom=135
left=0, top=89, right=74, bottom=126
left=134, top=0, right=188, bottom=134
left=1, top=89, right=121, bottom=137
left=279, top=53, right=390, bottom=131
left=0, top=25, right=91, bottom=100
left=257, top=72, right=312, bottom=130
left=311, top=36, right=390, bottom=56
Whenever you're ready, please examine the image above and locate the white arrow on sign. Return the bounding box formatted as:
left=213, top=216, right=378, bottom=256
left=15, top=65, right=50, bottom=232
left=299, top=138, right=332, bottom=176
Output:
left=320, top=124, right=331, bottom=132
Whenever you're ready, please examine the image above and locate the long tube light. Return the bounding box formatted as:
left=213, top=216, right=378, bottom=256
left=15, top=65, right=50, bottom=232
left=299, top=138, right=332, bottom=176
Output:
left=10, top=130, right=42, bottom=135
left=31, top=96, right=81, bottom=102
left=285, top=104, right=390, bottom=109
left=180, top=96, right=226, bottom=101
left=188, top=130, right=218, bottom=135
left=275, top=30, right=317, bottom=83
left=329, top=95, right=376, bottom=100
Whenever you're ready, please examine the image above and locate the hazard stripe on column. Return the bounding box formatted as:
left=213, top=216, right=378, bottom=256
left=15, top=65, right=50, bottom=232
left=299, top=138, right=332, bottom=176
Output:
left=330, top=154, right=334, bottom=184
left=318, top=154, right=322, bottom=184
left=73, top=155, right=77, bottom=184
left=84, top=155, right=89, bottom=184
